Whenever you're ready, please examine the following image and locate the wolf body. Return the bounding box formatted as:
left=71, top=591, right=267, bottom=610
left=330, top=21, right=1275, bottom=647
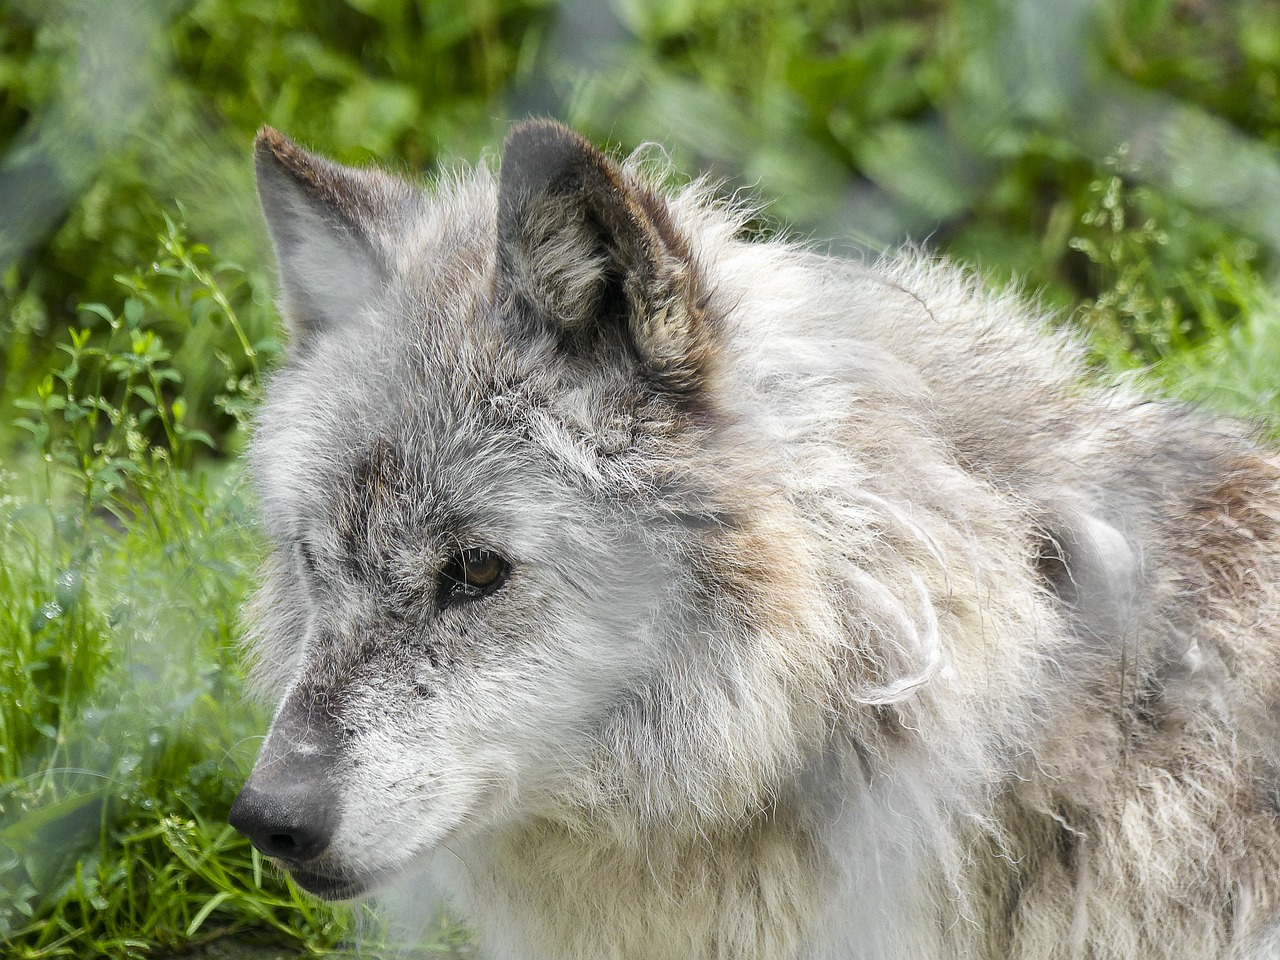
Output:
left=230, top=121, right=1280, bottom=959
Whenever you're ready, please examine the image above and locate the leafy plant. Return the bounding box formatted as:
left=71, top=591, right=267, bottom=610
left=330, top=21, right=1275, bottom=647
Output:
left=0, top=216, right=369, bottom=958
left=1069, top=150, right=1265, bottom=371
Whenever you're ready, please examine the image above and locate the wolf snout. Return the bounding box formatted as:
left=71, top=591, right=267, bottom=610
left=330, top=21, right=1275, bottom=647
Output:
left=229, top=773, right=338, bottom=864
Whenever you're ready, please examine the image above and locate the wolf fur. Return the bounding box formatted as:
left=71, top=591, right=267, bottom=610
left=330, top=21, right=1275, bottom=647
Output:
left=230, top=120, right=1280, bottom=960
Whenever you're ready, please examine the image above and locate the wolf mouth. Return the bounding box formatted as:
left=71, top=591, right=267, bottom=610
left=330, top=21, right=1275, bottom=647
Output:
left=286, top=863, right=385, bottom=901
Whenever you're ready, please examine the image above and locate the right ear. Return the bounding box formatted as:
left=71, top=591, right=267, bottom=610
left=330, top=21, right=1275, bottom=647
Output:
left=254, top=127, right=415, bottom=348
left=496, top=121, right=711, bottom=393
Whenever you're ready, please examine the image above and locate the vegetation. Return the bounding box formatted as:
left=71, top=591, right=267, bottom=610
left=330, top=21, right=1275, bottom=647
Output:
left=2, top=0, right=1279, bottom=955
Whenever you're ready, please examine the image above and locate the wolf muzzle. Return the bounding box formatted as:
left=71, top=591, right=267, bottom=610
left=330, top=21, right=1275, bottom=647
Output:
left=229, top=699, right=342, bottom=865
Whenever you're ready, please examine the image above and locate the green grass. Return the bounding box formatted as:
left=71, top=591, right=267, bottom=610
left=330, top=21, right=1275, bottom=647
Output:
left=0, top=222, right=351, bottom=957
left=4, top=0, right=1280, bottom=956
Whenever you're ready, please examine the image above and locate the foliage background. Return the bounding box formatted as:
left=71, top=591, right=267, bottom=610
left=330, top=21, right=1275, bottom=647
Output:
left=2, top=0, right=1280, bottom=956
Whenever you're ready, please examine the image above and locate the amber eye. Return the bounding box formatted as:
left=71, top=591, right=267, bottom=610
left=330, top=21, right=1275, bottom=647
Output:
left=438, top=547, right=510, bottom=606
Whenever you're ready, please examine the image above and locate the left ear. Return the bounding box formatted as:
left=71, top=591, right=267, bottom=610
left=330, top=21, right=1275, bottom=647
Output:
left=496, top=120, right=711, bottom=391
left=255, top=127, right=418, bottom=350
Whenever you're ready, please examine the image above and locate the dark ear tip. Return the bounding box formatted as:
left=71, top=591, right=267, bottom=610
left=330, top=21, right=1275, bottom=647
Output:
left=503, top=118, right=587, bottom=151
left=254, top=126, right=292, bottom=162
left=500, top=119, right=605, bottom=195
left=253, top=127, right=323, bottom=191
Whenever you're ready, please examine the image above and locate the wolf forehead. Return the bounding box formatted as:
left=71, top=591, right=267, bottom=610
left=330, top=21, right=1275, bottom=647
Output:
left=251, top=265, right=671, bottom=479
left=249, top=339, right=649, bottom=549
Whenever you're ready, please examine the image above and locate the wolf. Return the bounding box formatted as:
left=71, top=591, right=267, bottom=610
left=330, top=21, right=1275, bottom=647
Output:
left=228, top=119, right=1280, bottom=959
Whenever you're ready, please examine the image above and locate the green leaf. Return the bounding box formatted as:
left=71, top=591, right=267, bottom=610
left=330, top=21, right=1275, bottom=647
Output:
left=77, top=303, right=116, bottom=326
left=178, top=429, right=215, bottom=450
left=123, top=297, right=145, bottom=328
left=185, top=890, right=233, bottom=936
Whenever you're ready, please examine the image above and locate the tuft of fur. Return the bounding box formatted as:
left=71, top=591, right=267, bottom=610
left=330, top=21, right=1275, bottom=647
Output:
left=234, top=120, right=1280, bottom=959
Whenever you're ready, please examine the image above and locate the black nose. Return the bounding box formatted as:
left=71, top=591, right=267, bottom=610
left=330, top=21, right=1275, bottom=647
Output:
left=229, top=778, right=336, bottom=863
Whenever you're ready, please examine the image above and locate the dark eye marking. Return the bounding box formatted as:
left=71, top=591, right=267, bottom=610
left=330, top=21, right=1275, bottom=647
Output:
left=438, top=547, right=510, bottom=607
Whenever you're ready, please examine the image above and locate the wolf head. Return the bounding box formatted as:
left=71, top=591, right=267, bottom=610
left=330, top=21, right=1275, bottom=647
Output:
left=229, top=122, right=827, bottom=899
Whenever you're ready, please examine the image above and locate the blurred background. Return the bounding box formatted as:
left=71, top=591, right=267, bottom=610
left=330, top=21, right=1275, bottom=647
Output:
left=2, top=0, right=1280, bottom=956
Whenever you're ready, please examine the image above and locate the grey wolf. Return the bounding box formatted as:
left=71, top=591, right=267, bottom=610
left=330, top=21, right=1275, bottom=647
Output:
left=229, top=120, right=1280, bottom=959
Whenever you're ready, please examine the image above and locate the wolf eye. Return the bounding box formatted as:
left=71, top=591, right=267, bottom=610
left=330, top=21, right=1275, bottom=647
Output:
left=438, top=548, right=509, bottom=605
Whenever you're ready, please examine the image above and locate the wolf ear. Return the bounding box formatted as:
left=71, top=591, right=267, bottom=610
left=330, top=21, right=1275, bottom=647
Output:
left=496, top=120, right=710, bottom=391
left=254, top=127, right=413, bottom=348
